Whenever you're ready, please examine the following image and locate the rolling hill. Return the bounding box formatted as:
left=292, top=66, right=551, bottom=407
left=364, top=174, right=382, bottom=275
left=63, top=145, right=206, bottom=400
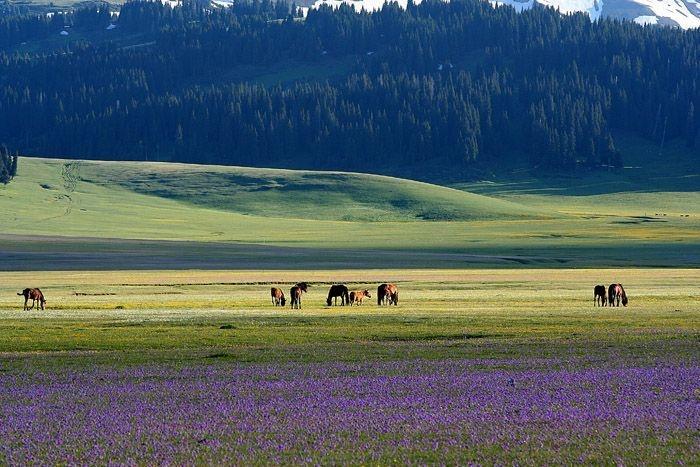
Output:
left=0, top=157, right=697, bottom=270
left=75, top=160, right=544, bottom=222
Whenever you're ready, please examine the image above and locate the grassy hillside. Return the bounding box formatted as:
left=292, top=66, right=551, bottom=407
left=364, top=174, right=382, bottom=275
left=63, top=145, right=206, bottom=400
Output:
left=77, top=160, right=543, bottom=222
left=0, top=157, right=697, bottom=269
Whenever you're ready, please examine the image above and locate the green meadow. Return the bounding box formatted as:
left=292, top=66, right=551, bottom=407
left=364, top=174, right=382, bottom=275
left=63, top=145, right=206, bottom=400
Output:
left=0, top=268, right=697, bottom=365
left=0, top=156, right=697, bottom=270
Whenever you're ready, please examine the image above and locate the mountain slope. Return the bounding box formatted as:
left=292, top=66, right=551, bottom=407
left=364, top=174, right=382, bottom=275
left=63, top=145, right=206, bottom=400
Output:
left=492, top=0, right=700, bottom=27
left=310, top=0, right=700, bottom=28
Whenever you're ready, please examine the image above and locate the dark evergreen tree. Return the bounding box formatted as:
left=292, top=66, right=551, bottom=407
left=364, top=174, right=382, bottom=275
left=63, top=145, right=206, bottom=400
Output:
left=0, top=145, right=17, bottom=184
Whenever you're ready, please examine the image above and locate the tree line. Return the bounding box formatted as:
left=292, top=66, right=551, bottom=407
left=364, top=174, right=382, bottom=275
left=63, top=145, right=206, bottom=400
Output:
left=0, top=0, right=698, bottom=173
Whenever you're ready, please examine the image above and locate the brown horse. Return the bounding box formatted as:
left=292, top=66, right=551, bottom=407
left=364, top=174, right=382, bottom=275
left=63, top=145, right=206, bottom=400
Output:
left=349, top=289, right=371, bottom=306
left=290, top=282, right=309, bottom=309
left=326, top=284, right=350, bottom=306
left=593, top=285, right=607, bottom=306
left=270, top=287, right=286, bottom=307
left=608, top=283, right=628, bottom=307
left=18, top=288, right=46, bottom=310
left=377, top=283, right=398, bottom=306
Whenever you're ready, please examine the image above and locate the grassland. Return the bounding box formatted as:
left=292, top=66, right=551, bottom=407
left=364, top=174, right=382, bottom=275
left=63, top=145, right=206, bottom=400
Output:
left=0, top=157, right=697, bottom=270
left=0, top=269, right=697, bottom=463
left=0, top=268, right=696, bottom=360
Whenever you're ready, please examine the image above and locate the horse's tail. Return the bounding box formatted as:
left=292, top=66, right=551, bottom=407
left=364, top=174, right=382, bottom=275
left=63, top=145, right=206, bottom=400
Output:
left=608, top=285, right=615, bottom=304
left=17, top=292, right=23, bottom=296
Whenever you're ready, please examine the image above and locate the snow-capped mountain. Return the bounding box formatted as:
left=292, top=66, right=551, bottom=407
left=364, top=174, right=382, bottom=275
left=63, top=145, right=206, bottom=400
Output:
left=493, top=0, right=700, bottom=28
left=309, top=0, right=700, bottom=29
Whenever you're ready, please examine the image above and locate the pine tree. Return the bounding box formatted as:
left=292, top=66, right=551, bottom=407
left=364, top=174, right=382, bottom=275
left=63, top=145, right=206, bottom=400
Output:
left=0, top=144, right=14, bottom=184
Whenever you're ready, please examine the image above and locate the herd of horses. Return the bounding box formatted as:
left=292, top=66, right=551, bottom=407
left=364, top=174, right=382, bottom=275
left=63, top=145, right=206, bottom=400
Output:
left=271, top=283, right=399, bottom=309
left=16, top=283, right=628, bottom=310
left=593, top=283, right=628, bottom=307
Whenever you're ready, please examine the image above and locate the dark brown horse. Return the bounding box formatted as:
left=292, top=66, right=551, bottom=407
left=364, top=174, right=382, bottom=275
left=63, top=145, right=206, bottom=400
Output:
left=377, top=283, right=398, bottom=306
left=349, top=289, right=371, bottom=306
left=290, top=282, right=309, bottom=309
left=326, top=284, right=350, bottom=306
left=593, top=285, right=607, bottom=306
left=608, top=283, right=628, bottom=307
left=18, top=288, right=46, bottom=310
left=270, top=287, right=286, bottom=307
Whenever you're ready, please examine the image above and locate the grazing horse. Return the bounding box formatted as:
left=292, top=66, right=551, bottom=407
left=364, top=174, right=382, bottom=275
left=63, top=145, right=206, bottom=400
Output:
left=349, top=289, right=371, bottom=306
left=608, top=283, right=628, bottom=307
left=377, top=283, right=398, bottom=306
left=326, top=284, right=350, bottom=306
left=18, top=288, right=46, bottom=310
left=290, top=282, right=309, bottom=309
left=593, top=285, right=607, bottom=306
left=270, top=287, right=286, bottom=307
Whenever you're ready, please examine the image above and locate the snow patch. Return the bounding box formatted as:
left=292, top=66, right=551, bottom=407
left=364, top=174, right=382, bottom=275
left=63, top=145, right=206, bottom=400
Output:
left=211, top=0, right=234, bottom=7
left=627, top=0, right=700, bottom=28
left=492, top=0, right=535, bottom=12
left=634, top=14, right=659, bottom=23
left=311, top=0, right=425, bottom=13
left=160, top=0, right=182, bottom=8
left=493, top=0, right=604, bottom=20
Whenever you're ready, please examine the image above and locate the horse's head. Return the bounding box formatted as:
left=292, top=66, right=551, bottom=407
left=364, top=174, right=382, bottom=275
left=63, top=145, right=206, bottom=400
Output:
left=364, top=290, right=371, bottom=298
left=280, top=296, right=286, bottom=306
left=326, top=297, right=332, bottom=306
left=622, top=296, right=628, bottom=306
left=296, top=282, right=309, bottom=292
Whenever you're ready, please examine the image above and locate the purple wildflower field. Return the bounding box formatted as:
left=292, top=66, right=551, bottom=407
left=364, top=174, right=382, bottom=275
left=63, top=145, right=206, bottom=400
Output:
left=1, top=358, right=698, bottom=464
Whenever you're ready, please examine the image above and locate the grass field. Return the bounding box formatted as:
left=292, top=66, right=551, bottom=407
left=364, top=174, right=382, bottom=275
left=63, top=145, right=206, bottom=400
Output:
left=0, top=157, right=698, bottom=269
left=0, top=269, right=697, bottom=463
left=0, top=268, right=697, bottom=356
